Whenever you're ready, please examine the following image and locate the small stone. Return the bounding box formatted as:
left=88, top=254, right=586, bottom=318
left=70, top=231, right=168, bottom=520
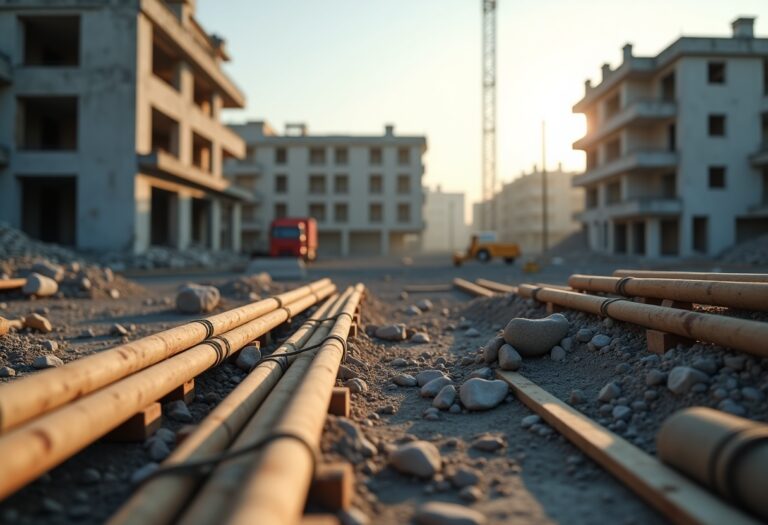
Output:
left=80, top=328, right=96, bottom=338
left=0, top=366, right=16, bottom=377
left=433, top=385, right=457, bottom=410
left=449, top=466, right=481, bottom=488
left=33, top=355, right=64, bottom=369
left=598, top=382, right=621, bottom=402
left=423, top=407, right=441, bottom=420
left=421, top=376, right=453, bottom=398
left=337, top=364, right=358, bottom=380
left=560, top=337, right=573, bottom=351
left=741, top=386, right=765, bottom=401
left=482, top=336, right=504, bottom=363
left=393, top=373, right=417, bottom=387
left=109, top=289, right=121, bottom=299
left=22, top=273, right=59, bottom=297
left=521, top=414, right=541, bottom=428
left=614, top=363, right=630, bottom=374
left=30, top=261, right=65, bottom=282
left=166, top=400, right=193, bottom=422
left=575, top=328, right=593, bottom=343
left=414, top=502, right=486, bottom=525
left=416, top=299, right=434, bottom=311
left=236, top=345, right=261, bottom=371
left=667, top=366, right=709, bottom=395
left=471, top=434, right=505, bottom=452
left=148, top=438, right=171, bottom=461
left=176, top=284, right=220, bottom=314
left=468, top=367, right=494, bottom=380
left=590, top=334, right=611, bottom=349
left=449, top=403, right=461, bottom=414
left=459, top=485, right=483, bottom=502
left=459, top=378, right=509, bottom=411
left=81, top=468, right=101, bottom=484
left=80, top=277, right=92, bottom=291
left=718, top=399, right=747, bottom=416
left=42, top=340, right=58, bottom=352
left=498, top=344, right=522, bottom=370
left=154, top=428, right=176, bottom=444
left=644, top=389, right=658, bottom=401
left=130, top=463, right=159, bottom=484
left=391, top=357, right=408, bottom=367
left=612, top=405, right=631, bottom=420
left=465, top=328, right=481, bottom=337
left=42, top=497, right=64, bottom=514
left=24, top=313, right=53, bottom=333
left=345, top=378, right=369, bottom=393
left=389, top=441, right=442, bottom=477
left=692, top=357, right=718, bottom=375
left=375, top=324, right=407, bottom=341
left=110, top=323, right=129, bottom=336
left=503, top=314, right=569, bottom=357
left=602, top=317, right=614, bottom=329
left=405, top=305, right=422, bottom=316
left=645, top=369, right=666, bottom=386
left=723, top=355, right=747, bottom=371
left=550, top=346, right=566, bottom=362
left=411, top=332, right=431, bottom=344
left=569, top=389, right=586, bottom=404
left=631, top=401, right=647, bottom=411
left=416, top=369, right=447, bottom=386
left=339, top=507, right=370, bottom=525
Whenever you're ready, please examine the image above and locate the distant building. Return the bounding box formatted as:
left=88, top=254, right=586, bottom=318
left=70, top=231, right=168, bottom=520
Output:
left=573, top=16, right=768, bottom=257
left=494, top=165, right=583, bottom=254
left=0, top=0, right=248, bottom=253
left=422, top=185, right=469, bottom=252
left=226, top=121, right=427, bottom=257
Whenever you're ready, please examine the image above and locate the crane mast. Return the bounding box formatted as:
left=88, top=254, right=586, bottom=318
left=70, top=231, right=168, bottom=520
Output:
left=481, top=0, right=497, bottom=230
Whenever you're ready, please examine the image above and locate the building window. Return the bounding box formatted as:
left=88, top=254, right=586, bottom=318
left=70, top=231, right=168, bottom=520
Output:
left=18, top=96, right=78, bottom=151
left=235, top=175, right=255, bottom=190
left=661, top=72, right=675, bottom=101
left=274, top=203, right=287, bottom=219
left=193, top=77, right=214, bottom=116
left=396, top=175, right=411, bottom=194
left=605, top=138, right=621, bottom=162
left=606, top=181, right=621, bottom=205
left=152, top=33, right=180, bottom=90
left=275, top=147, right=287, bottom=165
left=369, top=174, right=383, bottom=194
left=587, top=149, right=598, bottom=169
left=334, top=174, right=349, bottom=194
left=708, top=114, right=726, bottom=136
left=586, top=187, right=598, bottom=209
left=661, top=173, right=676, bottom=198
left=21, top=16, right=80, bottom=66
left=397, top=147, right=410, bottom=165
left=692, top=216, right=708, bottom=254
left=397, top=203, right=410, bottom=223
left=192, top=132, right=213, bottom=173
left=605, top=93, right=620, bottom=119
left=708, top=62, right=725, bottom=84
left=275, top=174, right=288, bottom=194
left=369, top=147, right=382, bottom=165
left=708, top=166, right=726, bottom=189
left=369, top=203, right=383, bottom=223
left=309, top=174, right=326, bottom=194
left=245, top=145, right=257, bottom=160
left=764, top=60, right=768, bottom=95
left=309, top=203, right=326, bottom=223
left=309, top=147, right=326, bottom=165
left=334, top=203, right=348, bottom=223
left=334, top=147, right=348, bottom=165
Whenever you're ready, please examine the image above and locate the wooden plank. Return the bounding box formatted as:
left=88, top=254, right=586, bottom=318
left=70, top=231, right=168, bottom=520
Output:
left=103, top=402, right=162, bottom=442
left=646, top=329, right=693, bottom=355
left=328, top=387, right=350, bottom=417
left=452, top=278, right=496, bottom=298
left=0, top=278, right=26, bottom=291
left=307, top=462, right=354, bottom=511
left=475, top=278, right=517, bottom=294
left=496, top=370, right=759, bottom=525
left=402, top=283, right=453, bottom=293
left=161, top=379, right=195, bottom=405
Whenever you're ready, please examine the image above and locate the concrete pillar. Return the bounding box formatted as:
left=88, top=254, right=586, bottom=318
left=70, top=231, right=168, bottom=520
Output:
left=232, top=202, right=242, bottom=253
left=210, top=199, right=222, bottom=251
left=340, top=229, right=350, bottom=257
left=380, top=230, right=390, bottom=256
left=133, top=178, right=151, bottom=254
left=177, top=192, right=192, bottom=250
left=178, top=62, right=193, bottom=165
left=606, top=220, right=615, bottom=254
left=646, top=218, right=660, bottom=258
left=627, top=220, right=635, bottom=255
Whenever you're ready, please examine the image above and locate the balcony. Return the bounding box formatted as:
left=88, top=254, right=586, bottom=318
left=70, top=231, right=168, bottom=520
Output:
left=0, top=52, right=10, bottom=85
left=573, top=150, right=678, bottom=187
left=574, top=100, right=676, bottom=150
left=576, top=197, right=681, bottom=221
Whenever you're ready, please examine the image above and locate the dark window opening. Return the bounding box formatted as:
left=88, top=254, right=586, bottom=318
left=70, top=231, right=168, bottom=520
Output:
left=150, top=187, right=178, bottom=247
left=661, top=172, right=676, bottom=198
left=606, top=181, right=621, bottom=205
left=613, top=223, right=627, bottom=254
left=397, top=174, right=411, bottom=194
left=369, top=174, right=383, bottom=194
left=667, top=123, right=676, bottom=151
left=692, top=216, right=708, bottom=254
left=334, top=174, right=348, bottom=194
left=660, top=219, right=679, bottom=256
left=397, top=147, right=410, bottom=166
left=334, top=147, right=348, bottom=165
left=587, top=149, right=598, bottom=169
left=309, top=203, right=326, bottom=222
left=334, top=203, right=348, bottom=223
left=709, top=166, right=726, bottom=189
left=152, top=34, right=180, bottom=90
left=274, top=203, right=287, bottom=219
left=21, top=16, right=79, bottom=66
left=369, top=203, right=383, bottom=223
left=369, top=147, right=382, bottom=165
left=151, top=108, right=179, bottom=157
left=397, top=203, right=411, bottom=223
left=605, top=137, right=621, bottom=162
left=192, top=132, right=213, bottom=173
left=193, top=76, right=214, bottom=116
left=633, top=222, right=646, bottom=255
left=18, top=96, right=78, bottom=151
left=191, top=198, right=211, bottom=247
left=275, top=147, right=287, bottom=165
left=21, top=176, right=77, bottom=246
left=661, top=72, right=675, bottom=101
left=605, top=93, right=620, bottom=119
left=708, top=62, right=725, bottom=84
left=309, top=174, right=326, bottom=194
left=586, top=187, right=598, bottom=209
left=708, top=114, right=726, bottom=136
left=309, top=147, right=326, bottom=165
left=275, top=174, right=288, bottom=194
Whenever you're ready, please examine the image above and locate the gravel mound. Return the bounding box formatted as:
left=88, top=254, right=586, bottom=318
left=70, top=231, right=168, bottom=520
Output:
left=719, top=234, right=768, bottom=265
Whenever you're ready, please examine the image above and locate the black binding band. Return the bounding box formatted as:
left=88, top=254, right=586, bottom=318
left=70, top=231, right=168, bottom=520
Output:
left=599, top=297, right=624, bottom=317
left=615, top=276, right=632, bottom=297
left=191, top=319, right=215, bottom=339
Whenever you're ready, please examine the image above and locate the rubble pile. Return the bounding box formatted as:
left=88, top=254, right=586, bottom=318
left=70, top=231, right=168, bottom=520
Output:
left=218, top=272, right=273, bottom=300
left=99, top=246, right=247, bottom=272
left=720, top=234, right=768, bottom=266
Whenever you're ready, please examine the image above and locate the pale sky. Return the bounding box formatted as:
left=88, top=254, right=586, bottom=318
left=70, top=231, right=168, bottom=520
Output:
left=198, top=0, right=767, bottom=209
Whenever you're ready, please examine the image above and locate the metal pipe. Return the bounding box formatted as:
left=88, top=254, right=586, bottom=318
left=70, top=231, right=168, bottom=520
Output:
left=177, top=287, right=357, bottom=525
left=223, top=284, right=365, bottom=525
left=475, top=278, right=516, bottom=294
left=108, top=292, right=343, bottom=525
left=0, top=283, right=336, bottom=500
left=453, top=278, right=496, bottom=297
left=569, top=274, right=768, bottom=311
left=0, top=278, right=332, bottom=433
left=613, top=269, right=768, bottom=283
left=517, top=284, right=768, bottom=357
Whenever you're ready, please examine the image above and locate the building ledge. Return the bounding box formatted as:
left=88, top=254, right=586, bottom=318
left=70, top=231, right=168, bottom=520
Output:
left=574, top=100, right=676, bottom=150
left=573, top=151, right=678, bottom=187
left=750, top=147, right=768, bottom=167
left=225, top=160, right=263, bottom=175
left=576, top=197, right=682, bottom=220
left=138, top=150, right=251, bottom=200
left=0, top=52, right=11, bottom=85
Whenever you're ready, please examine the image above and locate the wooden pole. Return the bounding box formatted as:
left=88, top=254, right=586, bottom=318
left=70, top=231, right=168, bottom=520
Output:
left=0, top=278, right=332, bottom=433
left=223, top=284, right=365, bottom=525
left=613, top=269, right=768, bottom=283
left=517, top=284, right=768, bottom=357
left=475, top=278, right=516, bottom=294
left=0, top=284, right=336, bottom=500
left=569, top=274, right=768, bottom=311
left=453, top=278, right=496, bottom=297
left=177, top=287, right=358, bottom=525
left=0, top=278, right=26, bottom=291
left=108, top=292, right=344, bottom=525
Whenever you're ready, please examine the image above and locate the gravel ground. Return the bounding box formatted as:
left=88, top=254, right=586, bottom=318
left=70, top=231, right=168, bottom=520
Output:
left=1, top=254, right=767, bottom=524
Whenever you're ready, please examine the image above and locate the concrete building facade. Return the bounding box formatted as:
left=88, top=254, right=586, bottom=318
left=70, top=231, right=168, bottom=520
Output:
left=422, top=185, right=469, bottom=252
left=0, top=0, right=248, bottom=253
left=573, top=17, right=768, bottom=258
left=226, top=121, right=427, bottom=257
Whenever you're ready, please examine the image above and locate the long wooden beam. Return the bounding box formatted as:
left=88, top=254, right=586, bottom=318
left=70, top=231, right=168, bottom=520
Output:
left=613, top=269, right=768, bottom=283
left=452, top=278, right=496, bottom=297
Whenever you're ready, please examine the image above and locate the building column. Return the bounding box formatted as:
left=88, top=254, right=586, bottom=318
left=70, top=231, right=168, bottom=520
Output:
left=178, top=62, right=193, bottom=165
left=341, top=229, right=350, bottom=257
left=606, top=220, right=615, bottom=254
left=210, top=199, right=222, bottom=251
left=380, top=230, right=390, bottom=256
left=232, top=202, right=242, bottom=253
left=626, top=220, right=635, bottom=255
left=133, top=178, right=151, bottom=254
left=177, top=192, right=192, bottom=250
left=646, top=218, right=660, bottom=258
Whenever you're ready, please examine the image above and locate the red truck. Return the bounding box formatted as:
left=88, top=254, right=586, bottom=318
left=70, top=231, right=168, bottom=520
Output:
left=269, top=217, right=317, bottom=261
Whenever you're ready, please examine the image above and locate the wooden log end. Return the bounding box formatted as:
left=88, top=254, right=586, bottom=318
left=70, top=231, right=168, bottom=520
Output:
left=646, top=329, right=693, bottom=355
left=103, top=402, right=162, bottom=442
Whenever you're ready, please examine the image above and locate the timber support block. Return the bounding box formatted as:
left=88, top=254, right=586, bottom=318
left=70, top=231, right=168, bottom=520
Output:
left=103, top=402, right=162, bottom=442
left=634, top=297, right=663, bottom=306
left=161, top=379, right=195, bottom=405
left=328, top=387, right=350, bottom=417
left=258, top=331, right=272, bottom=347
left=646, top=329, right=693, bottom=355
left=307, top=462, right=354, bottom=512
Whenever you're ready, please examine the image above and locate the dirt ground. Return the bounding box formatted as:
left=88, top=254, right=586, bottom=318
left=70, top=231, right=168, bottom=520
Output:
left=1, top=254, right=767, bottom=524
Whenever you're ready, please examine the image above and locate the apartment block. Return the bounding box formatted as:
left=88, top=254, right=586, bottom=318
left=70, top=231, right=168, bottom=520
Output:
left=422, top=185, right=469, bottom=252
left=493, top=165, right=584, bottom=254
left=226, top=122, right=427, bottom=257
left=0, top=0, right=248, bottom=253
left=573, top=17, right=768, bottom=258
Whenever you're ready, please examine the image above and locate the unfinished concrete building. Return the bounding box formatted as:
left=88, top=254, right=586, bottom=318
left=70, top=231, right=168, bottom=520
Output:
left=0, top=0, right=248, bottom=253
left=226, top=122, right=427, bottom=257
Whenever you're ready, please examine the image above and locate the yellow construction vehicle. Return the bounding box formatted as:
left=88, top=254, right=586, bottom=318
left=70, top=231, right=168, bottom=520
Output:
left=452, top=232, right=521, bottom=266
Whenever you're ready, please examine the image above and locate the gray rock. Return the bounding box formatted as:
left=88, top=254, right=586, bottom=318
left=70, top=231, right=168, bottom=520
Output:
left=423, top=407, right=441, bottom=420
left=0, top=366, right=16, bottom=377
left=375, top=324, right=407, bottom=341
left=81, top=468, right=101, bottom=484
left=130, top=463, right=159, bottom=485
left=416, top=299, right=434, bottom=312
left=391, top=357, right=408, bottom=367
left=615, top=363, right=631, bottom=374
left=110, top=323, right=129, bottom=336
left=503, top=314, right=569, bottom=357
left=393, top=373, right=417, bottom=387
left=345, top=378, right=368, bottom=393
left=31, top=261, right=65, bottom=282
left=590, top=334, right=612, bottom=349
left=644, top=389, right=658, bottom=401
left=459, top=485, right=483, bottom=502
left=236, top=345, right=261, bottom=371
left=33, top=355, right=64, bottom=369
left=148, top=438, right=171, bottom=461
left=421, top=376, right=453, bottom=398
left=560, top=337, right=573, bottom=351
left=521, top=414, right=541, bottom=428
left=416, top=369, right=447, bottom=386
left=166, top=401, right=193, bottom=422
left=718, top=399, right=747, bottom=416
left=411, top=332, right=431, bottom=344
left=575, top=328, right=593, bottom=342
left=598, top=381, right=621, bottom=402
left=449, top=403, right=462, bottom=414
left=482, top=336, right=505, bottom=363
left=741, top=386, right=765, bottom=401
left=498, top=344, right=522, bottom=370
left=459, top=378, right=508, bottom=411
left=569, top=389, right=586, bottom=404
left=154, top=428, right=176, bottom=444
left=667, top=366, right=709, bottom=395
left=405, top=305, right=422, bottom=316
left=433, top=385, right=457, bottom=410
left=692, top=357, right=718, bottom=375
left=176, top=284, right=220, bottom=314
left=612, top=405, right=631, bottom=421
left=465, top=328, right=481, bottom=337
left=468, top=367, right=494, bottom=380
left=471, top=434, right=505, bottom=452
left=645, top=369, right=666, bottom=386
left=723, top=354, right=747, bottom=371
left=550, top=346, right=566, bottom=362
left=389, top=441, right=442, bottom=477
left=449, top=466, right=481, bottom=488
left=41, top=340, right=58, bottom=352
left=414, top=502, right=486, bottom=525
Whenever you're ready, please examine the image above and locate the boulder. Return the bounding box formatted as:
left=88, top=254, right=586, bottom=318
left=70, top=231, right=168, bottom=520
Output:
left=389, top=441, right=442, bottom=478
left=421, top=376, right=453, bottom=398
left=459, top=378, right=508, bottom=411
left=176, top=284, right=220, bottom=314
left=502, top=314, right=569, bottom=357
left=667, top=366, right=709, bottom=395
left=433, top=384, right=457, bottom=410
left=498, top=344, right=522, bottom=371
left=482, top=336, right=505, bottom=363
left=375, top=324, right=407, bottom=341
